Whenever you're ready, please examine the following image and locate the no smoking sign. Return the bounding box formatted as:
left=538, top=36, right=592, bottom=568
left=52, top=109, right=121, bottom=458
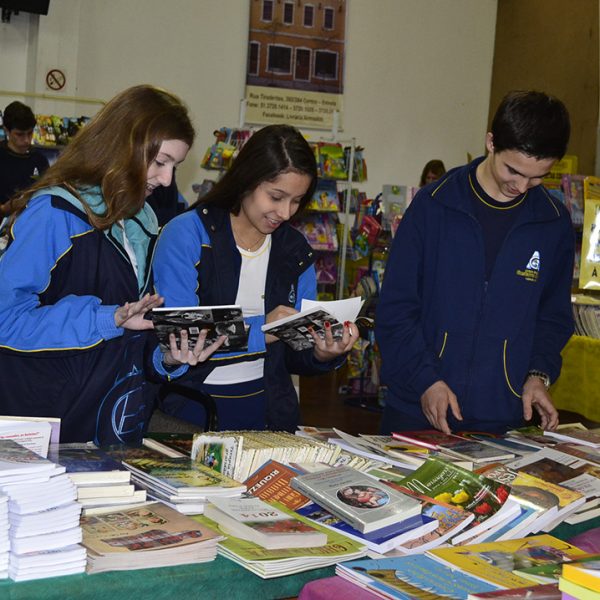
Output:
left=46, top=69, right=66, bottom=91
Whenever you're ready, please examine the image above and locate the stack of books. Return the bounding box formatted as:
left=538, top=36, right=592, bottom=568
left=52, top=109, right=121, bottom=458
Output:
left=121, top=456, right=246, bottom=515
left=204, top=495, right=328, bottom=550
left=0, top=439, right=86, bottom=581
left=196, top=506, right=367, bottom=578
left=80, top=501, right=223, bottom=573
left=48, top=443, right=147, bottom=510
left=560, top=556, right=600, bottom=599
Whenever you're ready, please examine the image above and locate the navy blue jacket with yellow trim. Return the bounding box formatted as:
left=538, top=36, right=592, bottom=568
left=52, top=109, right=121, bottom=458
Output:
left=0, top=190, right=185, bottom=444
left=153, top=204, right=344, bottom=431
left=375, top=157, right=575, bottom=433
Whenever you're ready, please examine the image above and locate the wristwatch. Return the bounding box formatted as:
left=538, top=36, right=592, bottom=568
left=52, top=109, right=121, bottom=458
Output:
left=526, top=370, right=551, bottom=389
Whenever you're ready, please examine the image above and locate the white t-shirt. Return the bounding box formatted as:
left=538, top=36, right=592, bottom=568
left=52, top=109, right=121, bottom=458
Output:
left=204, top=235, right=271, bottom=385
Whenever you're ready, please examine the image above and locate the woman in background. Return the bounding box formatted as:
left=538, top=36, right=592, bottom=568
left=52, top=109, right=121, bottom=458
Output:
left=153, top=124, right=358, bottom=432
left=419, top=159, right=446, bottom=187
left=0, top=85, right=222, bottom=445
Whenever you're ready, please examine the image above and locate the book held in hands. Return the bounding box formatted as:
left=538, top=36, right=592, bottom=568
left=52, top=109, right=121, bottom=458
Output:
left=151, top=305, right=248, bottom=352
left=261, top=297, right=363, bottom=351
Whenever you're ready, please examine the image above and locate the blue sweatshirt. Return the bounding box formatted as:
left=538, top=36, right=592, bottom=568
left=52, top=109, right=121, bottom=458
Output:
left=0, top=187, right=185, bottom=444
left=375, top=158, right=575, bottom=433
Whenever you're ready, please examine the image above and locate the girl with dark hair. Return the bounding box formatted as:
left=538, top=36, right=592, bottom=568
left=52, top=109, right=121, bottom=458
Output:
left=0, top=85, right=223, bottom=445
left=153, top=124, right=358, bottom=432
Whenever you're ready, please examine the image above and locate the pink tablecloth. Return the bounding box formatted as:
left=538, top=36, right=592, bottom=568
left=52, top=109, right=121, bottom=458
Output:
left=299, top=576, right=379, bottom=600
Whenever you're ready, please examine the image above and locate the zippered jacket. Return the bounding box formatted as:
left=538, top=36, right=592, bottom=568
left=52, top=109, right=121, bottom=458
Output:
left=375, top=158, right=575, bottom=432
left=152, top=205, right=344, bottom=431
left=0, top=189, right=185, bottom=444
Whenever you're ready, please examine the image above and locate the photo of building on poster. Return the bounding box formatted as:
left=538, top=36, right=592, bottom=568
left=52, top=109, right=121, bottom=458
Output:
left=245, top=0, right=346, bottom=129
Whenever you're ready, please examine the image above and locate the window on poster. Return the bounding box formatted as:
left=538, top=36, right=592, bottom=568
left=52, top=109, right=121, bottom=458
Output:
left=283, top=1, right=294, bottom=24
left=267, top=45, right=292, bottom=74
left=261, top=0, right=273, bottom=22
left=303, top=5, right=314, bottom=27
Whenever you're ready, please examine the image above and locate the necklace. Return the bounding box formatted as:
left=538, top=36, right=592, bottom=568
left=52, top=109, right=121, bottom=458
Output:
left=234, top=228, right=266, bottom=252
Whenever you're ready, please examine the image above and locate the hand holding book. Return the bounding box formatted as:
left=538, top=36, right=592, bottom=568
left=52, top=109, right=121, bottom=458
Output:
left=261, top=297, right=362, bottom=355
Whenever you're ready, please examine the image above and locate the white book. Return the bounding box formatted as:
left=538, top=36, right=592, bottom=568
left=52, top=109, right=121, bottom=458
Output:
left=76, top=484, right=135, bottom=500
left=77, top=489, right=147, bottom=508
left=10, top=526, right=82, bottom=555
left=205, top=495, right=327, bottom=549
left=291, top=466, right=421, bottom=534
left=9, top=544, right=86, bottom=569
left=0, top=419, right=53, bottom=458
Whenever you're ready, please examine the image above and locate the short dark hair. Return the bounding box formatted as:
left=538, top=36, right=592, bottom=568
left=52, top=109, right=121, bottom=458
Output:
left=198, top=124, right=318, bottom=216
left=491, top=91, right=570, bottom=159
left=3, top=101, right=36, bottom=131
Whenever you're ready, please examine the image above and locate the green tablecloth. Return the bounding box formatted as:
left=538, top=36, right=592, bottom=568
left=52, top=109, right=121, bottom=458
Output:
left=0, top=555, right=335, bottom=600
left=0, top=518, right=597, bottom=599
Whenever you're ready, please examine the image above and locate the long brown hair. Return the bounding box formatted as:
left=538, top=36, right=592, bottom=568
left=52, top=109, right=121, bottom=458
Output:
left=10, top=84, right=194, bottom=229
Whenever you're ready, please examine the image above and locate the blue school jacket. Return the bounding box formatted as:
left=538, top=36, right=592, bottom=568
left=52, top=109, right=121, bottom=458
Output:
left=152, top=204, right=344, bottom=431
left=375, top=158, right=575, bottom=432
left=0, top=188, right=185, bottom=444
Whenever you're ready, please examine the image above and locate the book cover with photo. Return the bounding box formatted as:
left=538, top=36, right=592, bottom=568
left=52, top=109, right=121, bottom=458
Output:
left=150, top=305, right=248, bottom=352
left=261, top=297, right=363, bottom=351
left=290, top=466, right=421, bottom=533
left=191, top=434, right=240, bottom=480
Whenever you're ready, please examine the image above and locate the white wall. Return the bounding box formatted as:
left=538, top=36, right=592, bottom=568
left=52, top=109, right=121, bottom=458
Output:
left=0, top=0, right=497, bottom=200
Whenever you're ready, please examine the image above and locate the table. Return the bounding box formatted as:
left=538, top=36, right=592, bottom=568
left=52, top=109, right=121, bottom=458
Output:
left=2, top=518, right=597, bottom=600
left=0, top=555, right=335, bottom=600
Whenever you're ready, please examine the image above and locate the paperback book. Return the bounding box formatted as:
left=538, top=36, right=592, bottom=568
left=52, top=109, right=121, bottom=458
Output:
left=427, top=534, right=589, bottom=589
left=150, top=305, right=248, bottom=352
left=391, top=430, right=514, bottom=463
left=336, top=554, right=500, bottom=599
left=244, top=459, right=309, bottom=510
left=191, top=434, right=240, bottom=479
left=142, top=432, right=193, bottom=457
left=204, top=495, right=327, bottom=549
left=290, top=466, right=422, bottom=533
left=48, top=443, right=130, bottom=485
left=297, top=502, right=437, bottom=554
left=196, top=509, right=367, bottom=578
left=395, top=457, right=513, bottom=544
left=81, top=502, right=222, bottom=573
left=260, top=297, right=362, bottom=351
left=121, top=456, right=246, bottom=497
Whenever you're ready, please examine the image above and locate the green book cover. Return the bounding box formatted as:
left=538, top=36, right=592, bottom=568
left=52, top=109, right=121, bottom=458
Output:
left=397, top=457, right=510, bottom=525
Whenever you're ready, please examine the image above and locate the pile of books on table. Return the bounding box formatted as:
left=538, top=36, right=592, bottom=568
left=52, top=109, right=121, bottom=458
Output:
left=80, top=501, right=223, bottom=573
left=0, top=439, right=86, bottom=582
left=49, top=443, right=147, bottom=510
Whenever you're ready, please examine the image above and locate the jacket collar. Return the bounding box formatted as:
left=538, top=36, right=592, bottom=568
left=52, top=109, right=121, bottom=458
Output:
left=430, top=156, right=563, bottom=223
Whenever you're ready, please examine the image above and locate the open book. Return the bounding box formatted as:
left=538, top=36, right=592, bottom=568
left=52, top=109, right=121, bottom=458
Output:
left=261, top=297, right=363, bottom=351
left=151, top=305, right=248, bottom=352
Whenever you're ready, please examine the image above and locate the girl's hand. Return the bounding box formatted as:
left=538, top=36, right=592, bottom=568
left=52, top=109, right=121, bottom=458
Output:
left=163, top=328, right=226, bottom=366
left=114, top=293, right=164, bottom=330
left=265, top=304, right=299, bottom=344
left=312, top=320, right=358, bottom=362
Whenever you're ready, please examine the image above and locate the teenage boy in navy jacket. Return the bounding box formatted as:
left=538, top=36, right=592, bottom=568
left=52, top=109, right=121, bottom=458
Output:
left=376, top=91, right=574, bottom=435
